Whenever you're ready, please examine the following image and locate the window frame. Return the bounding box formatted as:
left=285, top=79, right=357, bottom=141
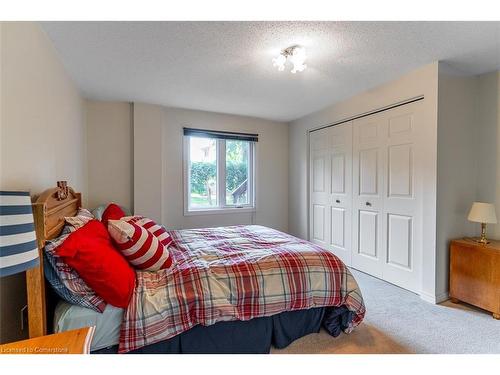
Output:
left=183, top=135, right=256, bottom=216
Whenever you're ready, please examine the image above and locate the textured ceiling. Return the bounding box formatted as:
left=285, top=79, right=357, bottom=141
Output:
left=41, top=21, right=500, bottom=122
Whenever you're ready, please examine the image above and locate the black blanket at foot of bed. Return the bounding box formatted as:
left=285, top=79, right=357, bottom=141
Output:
left=93, top=306, right=353, bottom=354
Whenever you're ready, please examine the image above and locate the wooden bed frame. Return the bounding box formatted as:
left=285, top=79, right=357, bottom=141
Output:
left=26, top=185, right=81, bottom=338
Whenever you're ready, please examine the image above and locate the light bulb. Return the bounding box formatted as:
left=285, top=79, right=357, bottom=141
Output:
left=289, top=47, right=307, bottom=74
left=272, top=54, right=286, bottom=71
left=272, top=46, right=307, bottom=73
left=291, top=62, right=306, bottom=74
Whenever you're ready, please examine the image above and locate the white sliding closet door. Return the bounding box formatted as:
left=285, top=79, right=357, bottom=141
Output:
left=351, top=101, right=422, bottom=292
left=381, top=102, right=422, bottom=293
left=351, top=113, right=386, bottom=278
left=310, top=123, right=353, bottom=265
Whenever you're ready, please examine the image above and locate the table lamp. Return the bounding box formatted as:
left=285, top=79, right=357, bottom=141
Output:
left=0, top=191, right=39, bottom=276
left=467, top=202, right=498, bottom=244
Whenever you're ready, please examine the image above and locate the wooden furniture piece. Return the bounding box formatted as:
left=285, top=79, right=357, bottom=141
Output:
left=26, top=185, right=82, bottom=338
left=449, top=238, right=500, bottom=319
left=0, top=327, right=94, bottom=354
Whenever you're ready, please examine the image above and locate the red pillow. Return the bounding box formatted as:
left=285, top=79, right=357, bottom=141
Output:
left=56, top=220, right=135, bottom=308
left=102, top=203, right=125, bottom=227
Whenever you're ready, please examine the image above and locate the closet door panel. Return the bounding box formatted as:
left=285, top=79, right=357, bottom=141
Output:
left=312, top=204, right=326, bottom=242
left=388, top=144, right=413, bottom=197
left=351, top=115, right=386, bottom=277
left=312, top=156, right=326, bottom=193
left=309, top=129, right=331, bottom=249
left=309, top=123, right=352, bottom=266
left=310, top=150, right=330, bottom=248
left=331, top=154, right=345, bottom=194
left=359, top=148, right=379, bottom=195
left=387, top=214, right=412, bottom=269
left=358, top=210, right=378, bottom=258
left=382, top=102, right=422, bottom=293
left=328, top=123, right=353, bottom=265
left=330, top=207, right=345, bottom=247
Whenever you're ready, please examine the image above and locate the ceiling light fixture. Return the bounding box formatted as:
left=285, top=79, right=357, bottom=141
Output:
left=272, top=45, right=307, bottom=74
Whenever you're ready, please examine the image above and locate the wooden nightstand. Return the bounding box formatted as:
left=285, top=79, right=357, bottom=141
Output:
left=0, top=327, right=95, bottom=354
left=449, top=238, right=500, bottom=319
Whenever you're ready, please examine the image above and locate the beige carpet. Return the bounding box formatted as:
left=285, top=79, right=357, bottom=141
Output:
left=272, top=270, right=499, bottom=354
left=271, top=323, right=412, bottom=354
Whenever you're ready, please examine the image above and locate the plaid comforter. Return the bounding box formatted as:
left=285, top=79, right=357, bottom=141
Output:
left=119, top=225, right=365, bottom=353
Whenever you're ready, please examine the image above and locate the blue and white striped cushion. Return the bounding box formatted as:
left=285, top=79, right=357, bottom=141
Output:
left=0, top=191, right=39, bottom=277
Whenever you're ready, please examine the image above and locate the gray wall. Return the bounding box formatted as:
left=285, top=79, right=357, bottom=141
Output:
left=436, top=64, right=479, bottom=299
left=134, top=103, right=289, bottom=232
left=86, top=100, right=290, bottom=232
left=0, top=22, right=86, bottom=343
left=475, top=72, right=500, bottom=238
left=86, top=100, right=134, bottom=210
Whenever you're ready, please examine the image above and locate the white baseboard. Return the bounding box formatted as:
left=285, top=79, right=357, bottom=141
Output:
left=420, top=291, right=449, bottom=304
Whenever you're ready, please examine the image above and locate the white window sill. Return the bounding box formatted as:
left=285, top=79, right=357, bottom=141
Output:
left=184, top=207, right=256, bottom=216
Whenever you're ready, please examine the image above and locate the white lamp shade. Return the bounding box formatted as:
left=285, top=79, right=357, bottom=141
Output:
left=467, top=202, right=498, bottom=224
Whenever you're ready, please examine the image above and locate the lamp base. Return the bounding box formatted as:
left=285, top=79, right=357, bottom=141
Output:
left=472, top=238, right=490, bottom=245
left=475, top=223, right=490, bottom=244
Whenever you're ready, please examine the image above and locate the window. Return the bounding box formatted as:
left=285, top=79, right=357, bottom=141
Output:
left=184, top=128, right=257, bottom=214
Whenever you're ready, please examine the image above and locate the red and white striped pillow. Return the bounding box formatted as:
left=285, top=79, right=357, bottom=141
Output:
left=108, top=219, right=173, bottom=271
left=123, top=216, right=173, bottom=248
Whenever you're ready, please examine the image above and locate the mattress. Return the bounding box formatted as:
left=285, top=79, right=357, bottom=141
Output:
left=53, top=300, right=123, bottom=351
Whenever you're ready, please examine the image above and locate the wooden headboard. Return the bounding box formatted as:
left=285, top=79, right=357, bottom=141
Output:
left=26, top=185, right=81, bottom=338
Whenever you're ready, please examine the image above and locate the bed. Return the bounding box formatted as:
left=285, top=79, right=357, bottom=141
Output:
left=27, top=184, right=366, bottom=354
